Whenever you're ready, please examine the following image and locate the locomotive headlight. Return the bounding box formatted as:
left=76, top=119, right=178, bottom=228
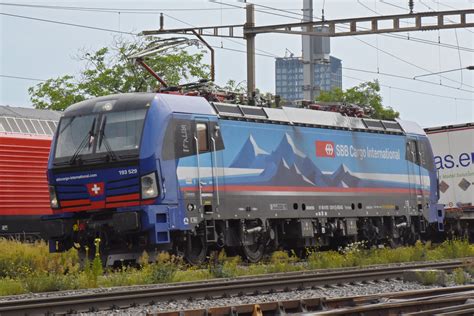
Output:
left=141, top=172, right=158, bottom=199
left=49, top=185, right=59, bottom=209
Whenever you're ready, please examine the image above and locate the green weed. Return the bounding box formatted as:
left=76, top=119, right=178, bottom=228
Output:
left=416, top=270, right=442, bottom=285
left=453, top=267, right=469, bottom=285
left=266, top=250, right=301, bottom=273
left=0, top=238, right=473, bottom=296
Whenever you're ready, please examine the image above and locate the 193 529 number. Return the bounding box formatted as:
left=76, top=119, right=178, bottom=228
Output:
left=118, top=168, right=138, bottom=176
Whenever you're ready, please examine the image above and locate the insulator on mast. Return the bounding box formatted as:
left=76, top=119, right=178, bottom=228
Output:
left=409, top=0, right=414, bottom=14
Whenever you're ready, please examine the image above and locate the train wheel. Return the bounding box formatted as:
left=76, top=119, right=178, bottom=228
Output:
left=241, top=243, right=265, bottom=263
left=185, top=234, right=207, bottom=265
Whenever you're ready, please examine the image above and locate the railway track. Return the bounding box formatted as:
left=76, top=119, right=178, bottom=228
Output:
left=0, top=258, right=470, bottom=315
left=156, top=285, right=474, bottom=315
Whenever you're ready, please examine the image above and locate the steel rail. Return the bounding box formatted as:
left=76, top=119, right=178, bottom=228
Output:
left=0, top=259, right=470, bottom=315
left=156, top=286, right=474, bottom=315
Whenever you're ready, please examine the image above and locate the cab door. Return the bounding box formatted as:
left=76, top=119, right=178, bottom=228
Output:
left=194, top=118, right=216, bottom=214
left=406, top=137, right=427, bottom=224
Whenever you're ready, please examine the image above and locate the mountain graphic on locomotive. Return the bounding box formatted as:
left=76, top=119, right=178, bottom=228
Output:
left=44, top=93, right=444, bottom=265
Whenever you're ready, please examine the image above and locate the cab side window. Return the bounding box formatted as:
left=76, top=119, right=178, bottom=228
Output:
left=406, top=140, right=419, bottom=164
left=196, top=123, right=209, bottom=152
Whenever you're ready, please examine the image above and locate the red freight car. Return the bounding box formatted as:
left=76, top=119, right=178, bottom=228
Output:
left=0, top=106, right=59, bottom=240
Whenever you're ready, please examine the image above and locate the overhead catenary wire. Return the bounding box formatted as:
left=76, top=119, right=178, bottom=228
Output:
left=219, top=0, right=473, bottom=89
left=419, top=0, right=466, bottom=88
left=2, top=1, right=472, bottom=52
left=343, top=74, right=472, bottom=101
left=343, top=67, right=474, bottom=93
left=230, top=0, right=474, bottom=55
left=238, top=0, right=474, bottom=53
left=0, top=74, right=47, bottom=81
left=0, top=10, right=276, bottom=59
left=162, top=13, right=278, bottom=58
left=1, top=4, right=472, bottom=103
left=0, top=2, right=241, bottom=13
left=0, top=12, right=138, bottom=35
left=379, top=0, right=412, bottom=11
left=2, top=68, right=471, bottom=102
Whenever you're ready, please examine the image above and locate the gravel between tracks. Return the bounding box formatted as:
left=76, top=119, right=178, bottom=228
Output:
left=80, top=280, right=439, bottom=315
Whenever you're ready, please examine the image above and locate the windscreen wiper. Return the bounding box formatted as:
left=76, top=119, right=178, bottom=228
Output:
left=98, top=116, right=117, bottom=161
left=69, top=117, right=96, bottom=165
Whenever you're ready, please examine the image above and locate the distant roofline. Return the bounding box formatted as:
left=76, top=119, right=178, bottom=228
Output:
left=0, top=105, right=61, bottom=121
left=275, top=55, right=342, bottom=62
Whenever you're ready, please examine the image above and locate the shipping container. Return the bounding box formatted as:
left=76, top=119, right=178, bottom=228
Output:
left=426, top=123, right=474, bottom=236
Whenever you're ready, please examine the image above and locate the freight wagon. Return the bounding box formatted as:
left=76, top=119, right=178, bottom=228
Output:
left=426, top=123, right=474, bottom=237
left=0, top=106, right=60, bottom=240
left=44, top=93, right=443, bottom=265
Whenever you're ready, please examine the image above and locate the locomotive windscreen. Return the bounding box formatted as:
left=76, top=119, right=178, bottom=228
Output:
left=53, top=108, right=147, bottom=165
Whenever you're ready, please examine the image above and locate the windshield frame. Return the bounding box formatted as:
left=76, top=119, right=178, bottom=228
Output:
left=53, top=108, right=148, bottom=166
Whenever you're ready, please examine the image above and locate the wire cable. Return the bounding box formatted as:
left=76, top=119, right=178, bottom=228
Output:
left=379, top=0, right=409, bottom=11
left=0, top=74, right=46, bottom=81
left=243, top=0, right=474, bottom=53
left=0, top=3, right=240, bottom=13
left=343, top=67, right=473, bottom=93
left=230, top=1, right=472, bottom=88
left=3, top=1, right=471, bottom=52
left=163, top=13, right=278, bottom=58
left=343, top=74, right=472, bottom=101
left=2, top=5, right=471, bottom=102
left=0, top=12, right=137, bottom=35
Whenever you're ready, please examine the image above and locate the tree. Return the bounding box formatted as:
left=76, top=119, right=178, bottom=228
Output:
left=223, top=79, right=246, bottom=94
left=316, top=80, right=399, bottom=120
left=29, top=38, right=210, bottom=110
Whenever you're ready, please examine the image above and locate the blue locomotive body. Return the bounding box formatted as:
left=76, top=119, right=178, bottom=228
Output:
left=45, top=93, right=443, bottom=264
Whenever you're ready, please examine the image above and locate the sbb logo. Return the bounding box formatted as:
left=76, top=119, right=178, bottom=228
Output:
left=316, top=141, right=335, bottom=158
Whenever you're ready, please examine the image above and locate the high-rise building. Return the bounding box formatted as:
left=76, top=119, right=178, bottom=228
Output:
left=275, top=56, right=342, bottom=102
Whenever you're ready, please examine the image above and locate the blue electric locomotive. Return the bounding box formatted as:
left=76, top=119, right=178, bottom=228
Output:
left=45, top=93, right=443, bottom=264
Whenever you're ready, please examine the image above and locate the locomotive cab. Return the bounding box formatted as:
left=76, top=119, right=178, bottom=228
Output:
left=44, top=93, right=205, bottom=264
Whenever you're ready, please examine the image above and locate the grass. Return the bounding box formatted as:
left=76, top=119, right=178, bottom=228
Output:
left=416, top=270, right=442, bottom=285
left=0, top=238, right=474, bottom=296
left=452, top=267, right=469, bottom=285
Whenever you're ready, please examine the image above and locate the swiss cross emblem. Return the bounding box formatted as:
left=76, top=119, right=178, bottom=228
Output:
left=86, top=182, right=104, bottom=196
left=315, top=141, right=335, bottom=158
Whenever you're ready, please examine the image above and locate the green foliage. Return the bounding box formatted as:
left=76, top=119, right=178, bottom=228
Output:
left=416, top=270, right=441, bottom=285
left=453, top=267, right=469, bottom=285
left=28, top=76, right=86, bottom=111
left=306, top=250, right=346, bottom=269
left=172, top=267, right=213, bottom=282
left=266, top=250, right=301, bottom=273
left=101, top=266, right=148, bottom=287
left=223, top=79, right=246, bottom=94
left=0, top=278, right=25, bottom=295
left=0, top=239, right=78, bottom=279
left=209, top=250, right=242, bottom=278
left=316, top=80, right=399, bottom=120
left=143, top=252, right=181, bottom=284
left=0, top=239, right=473, bottom=296
left=23, top=273, right=77, bottom=293
left=29, top=38, right=210, bottom=110
left=428, top=238, right=474, bottom=260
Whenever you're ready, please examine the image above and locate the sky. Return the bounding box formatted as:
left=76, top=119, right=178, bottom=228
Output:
left=0, top=0, right=473, bottom=128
